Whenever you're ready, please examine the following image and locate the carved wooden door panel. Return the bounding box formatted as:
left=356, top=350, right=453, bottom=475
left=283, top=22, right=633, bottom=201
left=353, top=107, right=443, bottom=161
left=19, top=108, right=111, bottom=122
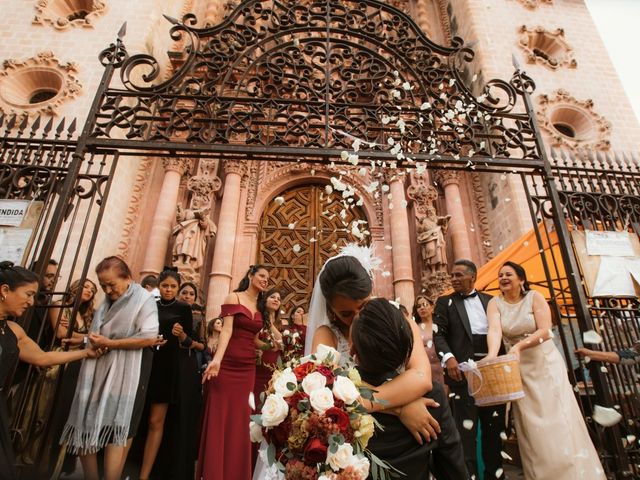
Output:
left=258, top=184, right=367, bottom=313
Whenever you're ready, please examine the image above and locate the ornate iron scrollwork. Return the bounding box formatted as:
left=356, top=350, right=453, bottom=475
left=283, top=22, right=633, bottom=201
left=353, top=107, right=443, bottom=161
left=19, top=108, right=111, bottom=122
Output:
left=90, top=0, right=542, bottom=166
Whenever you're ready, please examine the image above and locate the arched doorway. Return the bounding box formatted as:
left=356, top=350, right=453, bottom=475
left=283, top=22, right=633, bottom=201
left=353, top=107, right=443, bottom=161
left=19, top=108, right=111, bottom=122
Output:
left=257, top=184, right=368, bottom=312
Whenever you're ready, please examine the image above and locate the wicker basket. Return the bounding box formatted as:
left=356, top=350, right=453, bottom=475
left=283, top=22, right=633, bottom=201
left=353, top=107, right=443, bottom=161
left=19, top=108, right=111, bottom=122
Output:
left=463, top=354, right=525, bottom=407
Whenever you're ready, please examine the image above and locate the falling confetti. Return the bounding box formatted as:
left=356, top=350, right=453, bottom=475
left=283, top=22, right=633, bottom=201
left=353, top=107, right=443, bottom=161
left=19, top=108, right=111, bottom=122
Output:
left=248, top=392, right=256, bottom=410
left=274, top=196, right=285, bottom=205
left=583, top=330, right=603, bottom=345
left=463, top=419, right=474, bottom=430
left=592, top=405, right=622, bottom=427
left=292, top=244, right=301, bottom=253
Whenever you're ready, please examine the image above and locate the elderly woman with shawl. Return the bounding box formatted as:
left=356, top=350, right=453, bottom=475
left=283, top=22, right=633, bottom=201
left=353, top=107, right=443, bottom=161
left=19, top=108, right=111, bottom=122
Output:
left=61, top=256, right=160, bottom=480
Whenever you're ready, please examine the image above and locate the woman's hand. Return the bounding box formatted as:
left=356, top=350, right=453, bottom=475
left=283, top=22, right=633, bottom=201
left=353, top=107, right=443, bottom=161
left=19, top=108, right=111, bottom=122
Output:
left=508, top=343, right=521, bottom=359
left=88, top=333, right=113, bottom=349
left=151, top=335, right=167, bottom=348
left=398, top=397, right=441, bottom=445
left=202, top=359, right=221, bottom=383
left=85, top=345, right=108, bottom=359
left=172, top=322, right=187, bottom=342
left=62, top=336, right=84, bottom=348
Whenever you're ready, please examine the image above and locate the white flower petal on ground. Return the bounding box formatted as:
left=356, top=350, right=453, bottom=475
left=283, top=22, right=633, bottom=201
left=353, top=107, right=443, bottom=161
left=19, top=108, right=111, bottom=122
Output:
left=592, top=405, right=623, bottom=427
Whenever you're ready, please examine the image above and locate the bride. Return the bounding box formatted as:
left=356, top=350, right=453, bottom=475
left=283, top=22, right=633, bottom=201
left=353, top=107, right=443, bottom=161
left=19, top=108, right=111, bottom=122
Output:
left=253, top=245, right=467, bottom=479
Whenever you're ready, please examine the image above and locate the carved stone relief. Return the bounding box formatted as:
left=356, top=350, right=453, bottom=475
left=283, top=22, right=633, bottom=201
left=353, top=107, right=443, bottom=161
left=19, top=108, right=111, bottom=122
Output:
left=407, top=172, right=452, bottom=301
left=513, top=0, right=553, bottom=9
left=171, top=159, right=222, bottom=284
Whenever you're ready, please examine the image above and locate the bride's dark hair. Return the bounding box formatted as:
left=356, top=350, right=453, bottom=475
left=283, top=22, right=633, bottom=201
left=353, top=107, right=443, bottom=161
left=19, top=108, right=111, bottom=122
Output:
left=351, top=298, right=413, bottom=376
left=319, top=256, right=372, bottom=302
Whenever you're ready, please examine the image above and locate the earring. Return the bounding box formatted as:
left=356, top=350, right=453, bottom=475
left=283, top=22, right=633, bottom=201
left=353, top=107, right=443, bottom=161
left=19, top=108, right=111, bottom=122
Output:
left=0, top=295, right=5, bottom=302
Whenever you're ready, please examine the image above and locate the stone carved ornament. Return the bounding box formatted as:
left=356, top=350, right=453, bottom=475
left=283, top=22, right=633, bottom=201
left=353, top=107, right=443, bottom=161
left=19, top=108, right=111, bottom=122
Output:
left=518, top=26, right=576, bottom=70
left=0, top=51, right=82, bottom=116
left=537, top=89, right=611, bottom=152
left=172, top=162, right=222, bottom=284
left=513, top=0, right=553, bottom=9
left=33, top=0, right=107, bottom=31
left=407, top=173, right=452, bottom=301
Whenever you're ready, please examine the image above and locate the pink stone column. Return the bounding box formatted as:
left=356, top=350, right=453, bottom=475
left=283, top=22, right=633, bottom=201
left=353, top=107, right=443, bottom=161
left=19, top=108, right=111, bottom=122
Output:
left=206, top=160, right=247, bottom=317
left=388, top=176, right=415, bottom=309
left=140, top=158, right=191, bottom=277
left=436, top=171, right=473, bottom=261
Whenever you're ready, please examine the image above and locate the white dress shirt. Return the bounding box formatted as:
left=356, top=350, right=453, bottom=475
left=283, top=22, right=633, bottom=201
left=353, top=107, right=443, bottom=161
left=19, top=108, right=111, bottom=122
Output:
left=441, top=290, right=488, bottom=365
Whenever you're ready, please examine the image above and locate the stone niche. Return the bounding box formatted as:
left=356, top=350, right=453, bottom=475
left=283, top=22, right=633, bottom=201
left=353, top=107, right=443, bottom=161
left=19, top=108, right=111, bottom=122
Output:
left=33, top=0, right=106, bottom=30
left=537, top=89, right=611, bottom=151
left=519, top=26, right=576, bottom=70
left=0, top=52, right=82, bottom=116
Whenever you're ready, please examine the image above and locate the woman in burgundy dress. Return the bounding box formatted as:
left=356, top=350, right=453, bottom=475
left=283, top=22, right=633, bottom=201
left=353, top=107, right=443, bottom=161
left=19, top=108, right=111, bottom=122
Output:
left=251, top=288, right=282, bottom=469
left=412, top=294, right=445, bottom=386
left=254, top=288, right=283, bottom=400
left=197, top=264, right=270, bottom=480
left=286, top=305, right=307, bottom=361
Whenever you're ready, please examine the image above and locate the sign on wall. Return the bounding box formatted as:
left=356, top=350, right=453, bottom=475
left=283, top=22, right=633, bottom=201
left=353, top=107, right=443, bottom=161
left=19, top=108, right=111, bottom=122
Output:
left=0, top=200, right=44, bottom=265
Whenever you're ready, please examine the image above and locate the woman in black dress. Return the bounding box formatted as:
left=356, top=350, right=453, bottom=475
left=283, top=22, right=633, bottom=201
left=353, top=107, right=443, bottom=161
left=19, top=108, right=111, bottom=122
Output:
left=0, top=261, right=103, bottom=480
left=139, top=267, right=203, bottom=480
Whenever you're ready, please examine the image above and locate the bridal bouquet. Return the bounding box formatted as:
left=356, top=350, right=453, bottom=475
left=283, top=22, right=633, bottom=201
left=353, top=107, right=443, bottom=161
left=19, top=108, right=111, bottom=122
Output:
left=251, top=345, right=382, bottom=480
left=280, top=328, right=304, bottom=363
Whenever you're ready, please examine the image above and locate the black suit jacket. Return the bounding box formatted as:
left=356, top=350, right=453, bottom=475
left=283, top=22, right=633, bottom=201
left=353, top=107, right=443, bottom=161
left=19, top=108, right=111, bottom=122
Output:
left=433, top=291, right=496, bottom=386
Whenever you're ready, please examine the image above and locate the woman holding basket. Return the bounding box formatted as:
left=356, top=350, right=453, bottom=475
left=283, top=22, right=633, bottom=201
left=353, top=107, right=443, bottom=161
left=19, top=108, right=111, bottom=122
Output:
left=485, top=261, right=605, bottom=479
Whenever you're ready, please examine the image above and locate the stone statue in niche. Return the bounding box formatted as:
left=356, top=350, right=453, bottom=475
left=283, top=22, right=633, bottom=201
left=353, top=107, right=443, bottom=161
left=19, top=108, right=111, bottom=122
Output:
left=416, top=206, right=451, bottom=276
left=172, top=203, right=216, bottom=272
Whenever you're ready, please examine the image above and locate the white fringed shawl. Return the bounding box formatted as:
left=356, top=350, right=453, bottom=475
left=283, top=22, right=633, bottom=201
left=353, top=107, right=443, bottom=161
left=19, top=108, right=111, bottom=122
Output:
left=62, top=283, right=158, bottom=453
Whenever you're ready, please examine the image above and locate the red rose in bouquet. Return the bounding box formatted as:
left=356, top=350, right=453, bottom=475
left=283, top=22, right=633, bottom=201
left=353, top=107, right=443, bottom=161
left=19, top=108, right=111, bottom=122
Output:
left=315, top=365, right=335, bottom=386
left=303, top=437, right=328, bottom=465
left=294, top=362, right=316, bottom=381
left=286, top=391, right=310, bottom=409
left=324, top=407, right=352, bottom=438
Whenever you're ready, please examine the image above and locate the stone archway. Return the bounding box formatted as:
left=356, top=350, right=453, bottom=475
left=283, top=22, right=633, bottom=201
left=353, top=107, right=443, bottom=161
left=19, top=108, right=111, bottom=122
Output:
left=257, top=184, right=368, bottom=310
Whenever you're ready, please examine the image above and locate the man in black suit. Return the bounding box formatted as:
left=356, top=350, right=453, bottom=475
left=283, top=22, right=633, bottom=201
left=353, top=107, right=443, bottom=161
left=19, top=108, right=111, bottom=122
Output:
left=433, top=259, right=506, bottom=480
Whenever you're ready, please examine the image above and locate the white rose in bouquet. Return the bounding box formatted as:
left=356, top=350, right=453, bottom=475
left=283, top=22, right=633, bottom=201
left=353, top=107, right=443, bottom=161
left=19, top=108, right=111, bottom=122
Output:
left=315, top=344, right=341, bottom=365
left=249, top=420, right=264, bottom=442
left=350, top=454, right=370, bottom=479
left=302, top=371, right=327, bottom=394
left=273, top=367, right=297, bottom=398
left=309, top=387, right=335, bottom=413
left=327, top=443, right=355, bottom=471
left=261, top=394, right=289, bottom=427
left=332, top=376, right=360, bottom=405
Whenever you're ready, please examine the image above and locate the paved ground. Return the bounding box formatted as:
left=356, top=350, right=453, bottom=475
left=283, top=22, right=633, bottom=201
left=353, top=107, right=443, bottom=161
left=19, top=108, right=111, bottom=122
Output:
left=61, top=461, right=525, bottom=479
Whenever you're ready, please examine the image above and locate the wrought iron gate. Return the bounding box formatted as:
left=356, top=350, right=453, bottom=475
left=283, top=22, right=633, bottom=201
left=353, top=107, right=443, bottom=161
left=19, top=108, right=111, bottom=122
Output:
left=1, top=0, right=637, bottom=477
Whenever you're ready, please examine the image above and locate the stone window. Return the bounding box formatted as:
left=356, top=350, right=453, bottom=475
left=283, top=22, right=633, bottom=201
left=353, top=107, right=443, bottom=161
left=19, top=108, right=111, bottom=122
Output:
left=33, top=0, right=106, bottom=30
left=537, top=89, right=611, bottom=151
left=0, top=52, right=82, bottom=116
left=518, top=26, right=576, bottom=70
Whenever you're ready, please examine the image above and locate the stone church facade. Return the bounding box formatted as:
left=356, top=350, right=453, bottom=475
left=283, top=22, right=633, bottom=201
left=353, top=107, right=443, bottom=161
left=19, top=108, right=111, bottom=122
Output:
left=1, top=0, right=639, bottom=316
